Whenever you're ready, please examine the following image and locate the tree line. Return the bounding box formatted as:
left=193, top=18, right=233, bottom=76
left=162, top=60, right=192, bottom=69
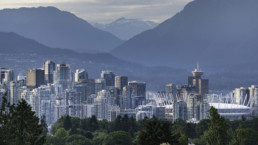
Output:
left=1, top=91, right=258, bottom=145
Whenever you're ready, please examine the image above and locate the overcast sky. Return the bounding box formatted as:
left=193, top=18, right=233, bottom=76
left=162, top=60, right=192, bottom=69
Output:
left=0, top=0, right=192, bottom=24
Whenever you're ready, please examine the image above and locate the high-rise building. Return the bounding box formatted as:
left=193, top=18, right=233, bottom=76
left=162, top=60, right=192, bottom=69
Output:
left=0, top=68, right=14, bottom=85
left=128, top=81, right=146, bottom=107
left=166, top=83, right=177, bottom=102
left=73, top=79, right=95, bottom=102
left=95, top=79, right=106, bottom=94
left=54, top=63, right=72, bottom=90
left=115, top=76, right=128, bottom=90
left=234, top=87, right=247, bottom=105
left=173, top=100, right=187, bottom=121
left=43, top=60, right=56, bottom=84
left=26, top=69, right=45, bottom=90
left=65, top=89, right=82, bottom=118
left=188, top=63, right=209, bottom=97
left=101, top=71, right=115, bottom=86
left=0, top=67, right=8, bottom=84
left=75, top=69, right=88, bottom=82
left=186, top=94, right=200, bottom=120
left=120, top=86, right=133, bottom=109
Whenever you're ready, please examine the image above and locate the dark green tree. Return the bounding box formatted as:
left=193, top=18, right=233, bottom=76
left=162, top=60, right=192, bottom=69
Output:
left=63, top=115, right=72, bottom=130
left=204, top=107, right=229, bottom=145
left=173, top=125, right=188, bottom=145
left=40, top=115, right=48, bottom=136
left=103, top=131, right=132, bottom=145
left=137, top=117, right=178, bottom=145
left=0, top=96, right=45, bottom=145
left=89, top=115, right=99, bottom=131
left=195, top=119, right=210, bottom=137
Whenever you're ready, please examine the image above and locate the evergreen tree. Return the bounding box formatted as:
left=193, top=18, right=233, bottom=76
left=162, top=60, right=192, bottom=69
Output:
left=63, top=115, right=72, bottom=130
left=103, top=131, right=132, bottom=145
left=89, top=115, right=99, bottom=131
left=204, top=107, right=229, bottom=145
left=40, top=115, right=48, bottom=136
left=0, top=96, right=45, bottom=145
left=137, top=117, right=178, bottom=145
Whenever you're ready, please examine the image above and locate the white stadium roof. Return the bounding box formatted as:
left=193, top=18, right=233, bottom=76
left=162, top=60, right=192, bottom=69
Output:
left=209, top=103, right=250, bottom=109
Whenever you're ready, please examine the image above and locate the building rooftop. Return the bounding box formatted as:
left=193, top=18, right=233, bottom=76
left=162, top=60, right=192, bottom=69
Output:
left=209, top=103, right=250, bottom=109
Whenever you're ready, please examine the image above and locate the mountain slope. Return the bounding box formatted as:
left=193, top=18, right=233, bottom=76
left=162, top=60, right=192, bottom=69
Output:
left=94, top=17, right=158, bottom=40
left=112, top=0, right=258, bottom=69
left=0, top=6, right=123, bottom=52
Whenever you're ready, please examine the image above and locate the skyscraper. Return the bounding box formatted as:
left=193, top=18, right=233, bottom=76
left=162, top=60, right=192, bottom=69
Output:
left=101, top=71, right=115, bottom=87
left=115, top=76, right=128, bottom=90
left=43, top=60, right=56, bottom=84
left=188, top=63, right=209, bottom=97
left=128, top=81, right=146, bottom=106
left=75, top=69, right=88, bottom=82
left=26, top=69, right=44, bottom=90
left=166, top=83, right=177, bottom=98
left=54, top=63, right=72, bottom=90
left=0, top=68, right=14, bottom=84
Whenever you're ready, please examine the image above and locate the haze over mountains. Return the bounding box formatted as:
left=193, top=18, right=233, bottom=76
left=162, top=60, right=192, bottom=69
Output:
left=0, top=6, right=123, bottom=53
left=112, top=0, right=258, bottom=70
left=94, top=18, right=158, bottom=40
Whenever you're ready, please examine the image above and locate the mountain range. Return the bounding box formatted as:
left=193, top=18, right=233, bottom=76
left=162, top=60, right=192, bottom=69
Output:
left=0, top=6, right=123, bottom=53
left=112, top=0, right=258, bottom=70
left=94, top=18, right=158, bottom=40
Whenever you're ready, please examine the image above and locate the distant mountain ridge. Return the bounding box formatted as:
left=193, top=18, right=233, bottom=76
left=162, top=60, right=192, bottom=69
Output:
left=0, top=6, right=123, bottom=53
left=112, top=0, right=258, bottom=70
left=94, top=17, right=158, bottom=40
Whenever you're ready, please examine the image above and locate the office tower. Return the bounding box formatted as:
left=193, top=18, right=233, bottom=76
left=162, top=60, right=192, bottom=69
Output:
left=65, top=89, right=82, bottom=118
left=166, top=83, right=176, bottom=97
left=234, top=87, right=247, bottom=105
left=0, top=67, right=8, bottom=84
left=17, top=73, right=26, bottom=81
left=128, top=81, right=146, bottom=98
left=31, top=85, right=56, bottom=125
left=0, top=68, right=14, bottom=84
left=107, top=105, right=120, bottom=121
left=121, top=86, right=133, bottom=109
left=75, top=69, right=88, bottom=82
left=73, top=79, right=95, bottom=102
left=188, top=63, right=209, bottom=97
left=184, top=93, right=209, bottom=121
left=94, top=90, right=110, bottom=120
left=128, top=81, right=146, bottom=106
left=55, top=96, right=67, bottom=122
left=26, top=69, right=45, bottom=90
left=9, top=81, right=17, bottom=105
left=54, top=63, right=72, bottom=90
left=95, top=79, right=106, bottom=94
left=155, top=107, right=166, bottom=120
left=101, top=70, right=115, bottom=86
left=173, top=100, right=187, bottom=121
left=135, top=105, right=156, bottom=120
left=186, top=94, right=200, bottom=120
left=115, top=76, right=128, bottom=90
left=43, top=60, right=56, bottom=84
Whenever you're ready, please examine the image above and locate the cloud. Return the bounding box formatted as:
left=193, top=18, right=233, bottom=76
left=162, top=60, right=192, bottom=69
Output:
left=0, top=0, right=192, bottom=23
